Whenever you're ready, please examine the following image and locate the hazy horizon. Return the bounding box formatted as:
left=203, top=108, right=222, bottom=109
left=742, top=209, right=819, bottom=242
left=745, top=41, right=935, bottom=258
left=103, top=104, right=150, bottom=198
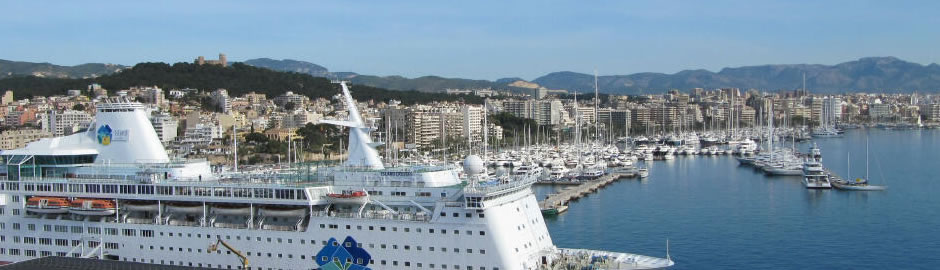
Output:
left=2, top=0, right=938, bottom=80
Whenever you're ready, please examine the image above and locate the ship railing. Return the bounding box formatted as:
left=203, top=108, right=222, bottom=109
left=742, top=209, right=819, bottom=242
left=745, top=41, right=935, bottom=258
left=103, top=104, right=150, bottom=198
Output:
left=314, top=210, right=431, bottom=222
left=463, top=174, right=538, bottom=197
left=443, top=202, right=465, bottom=208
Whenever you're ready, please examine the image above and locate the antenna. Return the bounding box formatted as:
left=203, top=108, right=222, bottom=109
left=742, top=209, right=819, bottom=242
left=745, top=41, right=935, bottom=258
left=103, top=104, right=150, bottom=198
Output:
left=233, top=122, right=238, bottom=173
left=594, top=69, right=599, bottom=142
left=802, top=72, right=806, bottom=96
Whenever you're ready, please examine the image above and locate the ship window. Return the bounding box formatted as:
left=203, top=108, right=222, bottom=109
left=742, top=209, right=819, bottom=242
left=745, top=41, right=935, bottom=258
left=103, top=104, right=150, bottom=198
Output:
left=479, top=213, right=485, bottom=218
left=440, top=212, right=446, bottom=217
left=452, top=213, right=458, bottom=217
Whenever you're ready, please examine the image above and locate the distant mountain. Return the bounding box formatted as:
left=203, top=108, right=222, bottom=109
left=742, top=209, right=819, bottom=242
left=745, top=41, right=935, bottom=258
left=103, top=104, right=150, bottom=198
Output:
left=347, top=75, right=507, bottom=92
left=533, top=57, right=940, bottom=94
left=242, top=58, right=350, bottom=79
left=244, top=58, right=512, bottom=92
left=9, top=56, right=936, bottom=95
left=0, top=59, right=125, bottom=79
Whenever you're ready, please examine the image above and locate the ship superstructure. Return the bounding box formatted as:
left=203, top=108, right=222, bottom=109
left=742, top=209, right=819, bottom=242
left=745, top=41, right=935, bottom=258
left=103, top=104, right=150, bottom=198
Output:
left=0, top=83, right=673, bottom=269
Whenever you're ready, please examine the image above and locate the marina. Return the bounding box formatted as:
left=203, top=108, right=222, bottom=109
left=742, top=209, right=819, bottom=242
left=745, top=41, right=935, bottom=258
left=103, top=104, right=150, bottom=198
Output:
left=538, top=172, right=637, bottom=216
left=536, top=128, right=937, bottom=269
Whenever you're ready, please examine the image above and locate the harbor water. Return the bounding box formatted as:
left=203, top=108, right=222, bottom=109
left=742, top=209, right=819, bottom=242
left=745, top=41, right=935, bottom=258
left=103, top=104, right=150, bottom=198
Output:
left=534, top=129, right=940, bottom=269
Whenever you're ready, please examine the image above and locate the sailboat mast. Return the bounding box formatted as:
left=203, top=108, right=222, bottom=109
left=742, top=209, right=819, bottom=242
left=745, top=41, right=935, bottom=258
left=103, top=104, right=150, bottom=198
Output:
left=594, top=70, right=599, bottom=143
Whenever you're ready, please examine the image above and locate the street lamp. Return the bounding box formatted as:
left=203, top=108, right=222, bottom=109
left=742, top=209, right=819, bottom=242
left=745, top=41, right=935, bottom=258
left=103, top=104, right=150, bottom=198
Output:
left=320, top=144, right=333, bottom=161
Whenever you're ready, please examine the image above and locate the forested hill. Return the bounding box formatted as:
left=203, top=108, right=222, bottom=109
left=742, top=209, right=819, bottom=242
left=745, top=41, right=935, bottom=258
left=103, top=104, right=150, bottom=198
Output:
left=0, top=62, right=482, bottom=105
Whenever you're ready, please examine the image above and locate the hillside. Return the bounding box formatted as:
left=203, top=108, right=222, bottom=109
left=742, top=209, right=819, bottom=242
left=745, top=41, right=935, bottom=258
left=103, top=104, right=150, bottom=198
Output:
left=243, top=58, right=516, bottom=92
left=0, top=62, right=482, bottom=105
left=0, top=59, right=125, bottom=79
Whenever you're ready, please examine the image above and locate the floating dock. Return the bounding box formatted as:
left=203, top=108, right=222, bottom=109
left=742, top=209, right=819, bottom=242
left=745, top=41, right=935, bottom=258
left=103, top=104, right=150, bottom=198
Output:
left=539, top=172, right=636, bottom=216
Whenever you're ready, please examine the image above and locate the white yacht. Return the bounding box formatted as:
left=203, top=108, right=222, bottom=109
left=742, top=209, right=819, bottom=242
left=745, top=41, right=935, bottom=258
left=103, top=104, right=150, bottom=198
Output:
left=0, top=83, right=673, bottom=269
left=801, top=144, right=831, bottom=189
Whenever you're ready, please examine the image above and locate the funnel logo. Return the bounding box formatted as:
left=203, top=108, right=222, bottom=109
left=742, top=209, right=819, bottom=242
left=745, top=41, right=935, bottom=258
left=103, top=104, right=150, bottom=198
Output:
left=96, top=125, right=112, bottom=145
left=315, top=236, right=372, bottom=270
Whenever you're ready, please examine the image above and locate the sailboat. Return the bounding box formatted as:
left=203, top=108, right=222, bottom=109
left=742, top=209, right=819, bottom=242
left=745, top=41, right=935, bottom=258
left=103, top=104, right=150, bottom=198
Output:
left=832, top=137, right=887, bottom=191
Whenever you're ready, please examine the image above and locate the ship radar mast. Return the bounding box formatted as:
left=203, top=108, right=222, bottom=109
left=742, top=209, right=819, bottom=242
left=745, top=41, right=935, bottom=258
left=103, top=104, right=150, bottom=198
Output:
left=320, top=81, right=385, bottom=169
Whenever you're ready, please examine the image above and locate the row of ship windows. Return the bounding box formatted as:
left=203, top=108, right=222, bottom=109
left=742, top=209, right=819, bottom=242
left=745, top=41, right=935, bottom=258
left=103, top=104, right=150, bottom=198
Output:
left=319, top=223, right=487, bottom=236
left=0, top=236, right=119, bottom=249
left=4, top=185, right=307, bottom=200
left=440, top=211, right=486, bottom=218
left=136, top=244, right=488, bottom=258
left=0, top=223, right=493, bottom=254
left=124, top=256, right=502, bottom=270
left=368, top=190, right=438, bottom=197
left=0, top=232, right=492, bottom=257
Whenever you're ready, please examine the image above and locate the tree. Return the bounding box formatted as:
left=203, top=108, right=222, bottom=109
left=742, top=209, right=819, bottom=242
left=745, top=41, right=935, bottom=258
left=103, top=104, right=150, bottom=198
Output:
left=284, top=102, right=296, bottom=111
left=296, top=123, right=346, bottom=152
left=71, top=104, right=85, bottom=111
left=244, top=132, right=269, bottom=144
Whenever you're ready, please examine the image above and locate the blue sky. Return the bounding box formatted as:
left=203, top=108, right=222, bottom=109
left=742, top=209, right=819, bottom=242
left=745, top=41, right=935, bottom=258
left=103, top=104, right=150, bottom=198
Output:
left=1, top=0, right=938, bottom=80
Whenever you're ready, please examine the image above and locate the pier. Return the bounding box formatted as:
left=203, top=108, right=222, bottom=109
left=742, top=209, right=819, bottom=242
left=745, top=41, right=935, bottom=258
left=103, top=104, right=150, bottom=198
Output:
left=539, top=172, right=637, bottom=215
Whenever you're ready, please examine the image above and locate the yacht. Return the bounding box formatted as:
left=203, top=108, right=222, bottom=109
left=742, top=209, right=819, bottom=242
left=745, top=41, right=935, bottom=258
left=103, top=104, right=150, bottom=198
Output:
left=801, top=145, right=831, bottom=189
left=0, top=82, right=674, bottom=269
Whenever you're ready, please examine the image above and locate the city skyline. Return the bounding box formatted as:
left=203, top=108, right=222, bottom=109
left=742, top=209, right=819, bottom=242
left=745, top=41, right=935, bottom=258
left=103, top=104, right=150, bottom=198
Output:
left=2, top=0, right=939, bottom=80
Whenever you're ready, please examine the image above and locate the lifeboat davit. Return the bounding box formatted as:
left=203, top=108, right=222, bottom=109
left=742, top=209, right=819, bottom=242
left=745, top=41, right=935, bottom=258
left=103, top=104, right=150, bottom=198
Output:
left=26, top=197, right=70, bottom=214
left=259, top=207, right=306, bottom=217
left=211, top=205, right=251, bottom=215
left=69, top=198, right=117, bottom=216
left=124, top=202, right=160, bottom=212
left=165, top=204, right=203, bottom=214
left=324, top=190, right=369, bottom=204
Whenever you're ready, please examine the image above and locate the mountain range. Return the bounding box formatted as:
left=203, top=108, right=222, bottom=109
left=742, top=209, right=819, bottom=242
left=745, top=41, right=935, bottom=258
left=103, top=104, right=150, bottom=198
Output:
left=240, top=57, right=940, bottom=94
left=2, top=57, right=939, bottom=94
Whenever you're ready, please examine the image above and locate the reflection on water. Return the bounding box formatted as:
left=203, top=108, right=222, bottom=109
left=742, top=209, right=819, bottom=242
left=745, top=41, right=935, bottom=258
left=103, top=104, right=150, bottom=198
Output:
left=539, top=129, right=940, bottom=269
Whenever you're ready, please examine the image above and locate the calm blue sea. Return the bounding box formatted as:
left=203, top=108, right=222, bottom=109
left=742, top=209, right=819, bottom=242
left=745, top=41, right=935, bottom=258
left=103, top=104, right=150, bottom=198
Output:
left=534, top=129, right=940, bottom=269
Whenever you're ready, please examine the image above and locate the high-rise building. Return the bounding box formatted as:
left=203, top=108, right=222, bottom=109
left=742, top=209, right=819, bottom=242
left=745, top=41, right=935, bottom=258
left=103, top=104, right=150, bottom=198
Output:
left=210, top=89, right=232, bottom=113
left=150, top=112, right=179, bottom=144
left=461, top=105, right=484, bottom=141
left=42, top=110, right=92, bottom=137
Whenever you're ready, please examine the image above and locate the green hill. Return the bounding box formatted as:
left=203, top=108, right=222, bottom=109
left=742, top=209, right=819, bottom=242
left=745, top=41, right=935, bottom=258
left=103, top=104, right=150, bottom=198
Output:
left=0, top=62, right=482, bottom=105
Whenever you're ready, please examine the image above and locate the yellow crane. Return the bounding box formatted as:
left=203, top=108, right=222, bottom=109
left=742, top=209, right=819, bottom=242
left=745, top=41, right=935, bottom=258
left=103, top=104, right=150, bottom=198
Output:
left=208, top=235, right=250, bottom=269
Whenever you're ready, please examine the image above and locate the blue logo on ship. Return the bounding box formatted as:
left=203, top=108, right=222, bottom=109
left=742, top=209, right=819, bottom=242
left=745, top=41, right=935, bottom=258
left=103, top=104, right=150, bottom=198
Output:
left=96, top=125, right=112, bottom=145
left=315, top=236, right=372, bottom=270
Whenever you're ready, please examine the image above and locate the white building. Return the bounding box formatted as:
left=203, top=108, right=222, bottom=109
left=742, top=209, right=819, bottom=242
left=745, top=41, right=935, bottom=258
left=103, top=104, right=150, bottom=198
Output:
left=41, top=110, right=92, bottom=137
left=150, top=112, right=179, bottom=144
left=274, top=91, right=308, bottom=108
left=210, top=89, right=232, bottom=113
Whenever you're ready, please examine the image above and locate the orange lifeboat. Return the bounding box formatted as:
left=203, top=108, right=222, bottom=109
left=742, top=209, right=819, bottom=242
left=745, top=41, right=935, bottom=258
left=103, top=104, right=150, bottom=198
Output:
left=25, top=197, right=70, bottom=214
left=69, top=198, right=117, bottom=216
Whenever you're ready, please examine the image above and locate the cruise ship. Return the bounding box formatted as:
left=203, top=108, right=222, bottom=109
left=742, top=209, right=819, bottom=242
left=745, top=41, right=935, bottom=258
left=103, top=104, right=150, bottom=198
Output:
left=0, top=82, right=674, bottom=270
